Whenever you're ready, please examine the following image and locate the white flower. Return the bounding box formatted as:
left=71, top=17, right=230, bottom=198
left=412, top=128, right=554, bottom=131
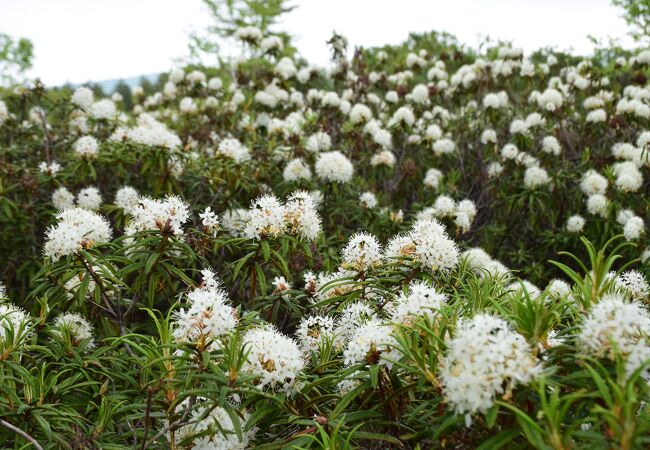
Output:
left=38, top=161, right=61, bottom=176
left=424, top=168, right=443, bottom=189
left=432, top=195, right=456, bottom=218
left=613, top=162, right=643, bottom=192
left=234, top=25, right=262, bottom=42
left=114, top=186, right=140, bottom=214
left=349, top=103, right=372, bottom=124
left=52, top=187, right=75, bottom=210
left=566, top=215, right=586, bottom=233
left=244, top=194, right=286, bottom=239
left=275, top=57, right=297, bottom=79
left=295, top=315, right=335, bottom=353
left=217, top=137, right=251, bottom=163
left=315, top=151, right=354, bottom=183
left=341, top=232, right=383, bottom=272
left=541, top=136, right=561, bottom=155
left=432, top=138, right=456, bottom=156
left=487, top=162, right=503, bottom=178
left=305, top=132, right=331, bottom=153
left=580, top=170, right=608, bottom=195
left=537, top=88, right=563, bottom=111
left=0, top=100, right=7, bottom=125
left=615, top=270, right=649, bottom=302
left=125, top=195, right=190, bottom=238
left=0, top=303, right=32, bottom=345
left=462, top=248, right=510, bottom=279
left=547, top=279, right=571, bottom=299
left=389, top=281, right=446, bottom=324
left=343, top=319, right=400, bottom=368
left=52, top=313, right=95, bottom=348
left=283, top=158, right=312, bottom=182
left=411, top=84, right=429, bottom=104
left=579, top=294, right=650, bottom=380
left=623, top=216, right=645, bottom=241
left=387, top=219, right=459, bottom=272
left=284, top=191, right=322, bottom=241
left=359, top=192, right=378, bottom=209
left=199, top=207, right=220, bottom=236
left=440, top=314, right=541, bottom=418
left=172, top=399, right=253, bottom=449
left=44, top=208, right=113, bottom=261
left=500, top=143, right=519, bottom=160
left=586, top=194, right=608, bottom=218
left=481, top=129, right=498, bottom=144
left=370, top=150, right=396, bottom=167
left=71, top=87, right=94, bottom=109
left=76, top=187, right=102, bottom=210
left=586, top=108, right=607, bottom=123
left=172, top=269, right=237, bottom=350
left=242, top=325, right=304, bottom=392
left=90, top=99, right=116, bottom=119
left=523, top=166, right=550, bottom=189
left=74, top=136, right=99, bottom=158
left=388, top=106, right=415, bottom=127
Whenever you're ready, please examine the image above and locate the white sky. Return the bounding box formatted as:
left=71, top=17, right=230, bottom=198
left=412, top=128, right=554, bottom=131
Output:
left=0, top=0, right=634, bottom=86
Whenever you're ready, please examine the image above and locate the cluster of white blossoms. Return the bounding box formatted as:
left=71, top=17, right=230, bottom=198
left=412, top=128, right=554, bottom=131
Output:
left=419, top=196, right=477, bottom=233
left=614, top=270, right=649, bottom=302
left=44, top=207, right=113, bottom=261
left=294, top=315, right=335, bottom=353
left=110, top=114, right=181, bottom=151
left=341, top=232, right=384, bottom=272
left=283, top=191, right=322, bottom=241
left=74, top=135, right=99, bottom=158
left=386, top=219, right=460, bottom=272
left=216, top=137, right=251, bottom=163
left=578, top=294, right=650, bottom=380
left=125, top=195, right=190, bottom=237
left=440, top=314, right=541, bottom=420
left=343, top=319, right=401, bottom=368
left=242, top=325, right=305, bottom=392
left=388, top=281, right=446, bottom=325
left=52, top=312, right=95, bottom=348
left=315, top=151, right=354, bottom=183
left=244, top=192, right=321, bottom=241
left=172, top=269, right=236, bottom=351
left=114, top=186, right=140, bottom=214
left=171, top=398, right=253, bottom=450
left=461, top=247, right=510, bottom=279
left=566, top=214, right=586, bottom=233
left=0, top=302, right=32, bottom=345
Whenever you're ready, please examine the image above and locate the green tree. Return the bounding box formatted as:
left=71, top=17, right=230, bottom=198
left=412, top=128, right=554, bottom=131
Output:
left=188, top=0, right=295, bottom=64
left=0, top=33, right=33, bottom=84
left=612, top=0, right=650, bottom=43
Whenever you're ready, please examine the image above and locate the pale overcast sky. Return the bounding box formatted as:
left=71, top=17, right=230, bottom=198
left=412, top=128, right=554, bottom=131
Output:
left=0, top=0, right=634, bottom=86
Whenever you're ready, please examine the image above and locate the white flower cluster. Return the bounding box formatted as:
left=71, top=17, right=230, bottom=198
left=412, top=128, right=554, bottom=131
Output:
left=578, top=294, right=650, bottom=380
left=244, top=192, right=321, bottom=241
left=386, top=219, right=460, bottom=272
left=440, top=314, right=541, bottom=419
left=172, top=269, right=237, bottom=350
left=172, top=398, right=252, bottom=450
left=343, top=319, right=400, bottom=368
left=52, top=312, right=95, bottom=348
left=44, top=207, right=113, bottom=261
left=125, top=195, right=190, bottom=237
left=388, top=281, right=446, bottom=324
left=315, top=151, right=354, bottom=183
left=0, top=303, right=32, bottom=345
left=242, top=325, right=305, bottom=392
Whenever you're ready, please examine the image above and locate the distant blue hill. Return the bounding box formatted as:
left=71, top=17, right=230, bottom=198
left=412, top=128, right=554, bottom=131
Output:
left=67, top=73, right=161, bottom=93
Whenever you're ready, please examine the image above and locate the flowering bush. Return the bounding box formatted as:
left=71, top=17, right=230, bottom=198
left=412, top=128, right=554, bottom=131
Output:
left=0, top=15, right=649, bottom=450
